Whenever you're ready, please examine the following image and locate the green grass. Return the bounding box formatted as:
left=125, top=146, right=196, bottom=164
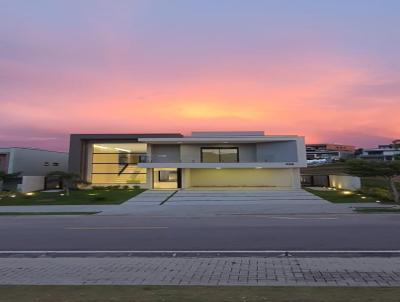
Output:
left=0, top=212, right=98, bottom=216
left=1, top=286, right=400, bottom=302
left=0, top=189, right=145, bottom=206
left=355, top=208, right=400, bottom=213
left=304, top=188, right=380, bottom=203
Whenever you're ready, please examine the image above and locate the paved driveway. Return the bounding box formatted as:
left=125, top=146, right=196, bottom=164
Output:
left=100, top=189, right=355, bottom=216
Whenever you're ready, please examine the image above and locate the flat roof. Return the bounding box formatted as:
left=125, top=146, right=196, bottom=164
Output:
left=139, top=135, right=301, bottom=144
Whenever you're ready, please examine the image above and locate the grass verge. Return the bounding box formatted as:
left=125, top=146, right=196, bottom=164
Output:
left=0, top=189, right=145, bottom=206
left=0, top=212, right=98, bottom=216
left=304, top=188, right=379, bottom=203
left=1, top=285, right=400, bottom=302
left=355, top=208, right=400, bottom=213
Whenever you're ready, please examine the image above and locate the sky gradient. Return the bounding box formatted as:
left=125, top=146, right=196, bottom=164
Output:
left=1, top=0, right=399, bottom=151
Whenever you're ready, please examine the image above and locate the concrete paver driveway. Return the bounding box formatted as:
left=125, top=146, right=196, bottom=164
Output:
left=100, top=189, right=355, bottom=216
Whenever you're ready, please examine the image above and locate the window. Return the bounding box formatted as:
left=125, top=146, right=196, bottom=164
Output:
left=158, top=171, right=177, bottom=182
left=90, top=143, right=147, bottom=184
left=44, top=162, right=49, bottom=166
left=52, top=162, right=59, bottom=166
left=201, top=148, right=239, bottom=163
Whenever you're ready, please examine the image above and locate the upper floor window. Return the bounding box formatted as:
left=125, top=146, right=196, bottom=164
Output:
left=201, top=147, right=239, bottom=163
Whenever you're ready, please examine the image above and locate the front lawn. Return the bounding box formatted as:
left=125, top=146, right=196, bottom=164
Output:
left=0, top=188, right=145, bottom=206
left=305, top=188, right=381, bottom=203
left=1, top=285, right=400, bottom=302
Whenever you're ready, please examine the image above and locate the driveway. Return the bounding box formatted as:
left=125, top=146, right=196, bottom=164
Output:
left=100, top=189, right=355, bottom=216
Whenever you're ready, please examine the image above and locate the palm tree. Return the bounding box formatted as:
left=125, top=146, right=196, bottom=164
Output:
left=46, top=171, right=86, bottom=196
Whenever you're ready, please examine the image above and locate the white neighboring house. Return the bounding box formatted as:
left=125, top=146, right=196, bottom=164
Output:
left=0, top=147, right=68, bottom=192
left=360, top=140, right=400, bottom=161
left=69, top=131, right=307, bottom=189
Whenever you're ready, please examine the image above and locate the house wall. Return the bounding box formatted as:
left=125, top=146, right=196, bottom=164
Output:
left=180, top=144, right=257, bottom=163
left=18, top=176, right=45, bottom=193
left=5, top=148, right=68, bottom=176
left=256, top=141, right=298, bottom=162
left=151, top=145, right=181, bottom=163
left=329, top=175, right=361, bottom=191
left=187, top=168, right=300, bottom=188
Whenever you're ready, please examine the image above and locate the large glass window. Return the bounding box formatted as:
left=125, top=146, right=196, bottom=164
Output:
left=201, top=148, right=239, bottom=163
left=90, top=143, right=147, bottom=184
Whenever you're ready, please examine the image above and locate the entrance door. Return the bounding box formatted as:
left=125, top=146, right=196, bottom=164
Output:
left=153, top=168, right=179, bottom=189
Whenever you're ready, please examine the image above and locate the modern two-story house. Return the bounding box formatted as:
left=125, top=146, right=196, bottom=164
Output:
left=68, top=131, right=307, bottom=189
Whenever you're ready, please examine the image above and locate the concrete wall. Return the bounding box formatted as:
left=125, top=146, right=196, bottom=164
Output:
left=187, top=168, right=299, bottom=188
left=256, top=141, right=298, bottom=162
left=4, top=148, right=68, bottom=176
left=329, top=175, right=361, bottom=191
left=151, top=145, right=181, bottom=163
left=18, top=176, right=45, bottom=193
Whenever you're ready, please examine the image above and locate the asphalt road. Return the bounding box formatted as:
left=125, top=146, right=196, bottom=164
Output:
left=0, top=214, right=399, bottom=251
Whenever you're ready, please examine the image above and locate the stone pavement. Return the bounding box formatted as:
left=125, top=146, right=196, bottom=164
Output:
left=0, top=256, right=399, bottom=286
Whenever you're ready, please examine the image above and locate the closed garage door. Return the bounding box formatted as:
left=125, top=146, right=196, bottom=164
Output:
left=189, top=168, right=296, bottom=188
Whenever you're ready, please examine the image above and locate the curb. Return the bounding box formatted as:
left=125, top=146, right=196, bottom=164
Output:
left=1, top=250, right=400, bottom=258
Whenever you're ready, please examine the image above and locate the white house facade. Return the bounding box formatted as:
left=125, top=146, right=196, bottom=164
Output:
left=69, top=131, right=307, bottom=190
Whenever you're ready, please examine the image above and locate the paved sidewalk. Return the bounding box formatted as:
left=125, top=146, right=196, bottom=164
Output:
left=0, top=256, right=399, bottom=286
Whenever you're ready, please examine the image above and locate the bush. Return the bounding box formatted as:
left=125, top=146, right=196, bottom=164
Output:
left=122, top=185, right=130, bottom=190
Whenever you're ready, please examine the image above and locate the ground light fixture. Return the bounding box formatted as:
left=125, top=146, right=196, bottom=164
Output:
left=25, top=192, right=35, bottom=196
left=342, top=191, right=353, bottom=195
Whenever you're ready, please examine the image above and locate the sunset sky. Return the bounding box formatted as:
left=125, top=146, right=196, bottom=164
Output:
left=1, top=0, right=399, bottom=151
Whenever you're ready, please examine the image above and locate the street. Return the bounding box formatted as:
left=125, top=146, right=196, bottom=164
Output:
left=0, top=214, right=399, bottom=251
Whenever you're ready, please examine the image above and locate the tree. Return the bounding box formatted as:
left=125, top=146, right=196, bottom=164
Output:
left=46, top=171, right=86, bottom=196
left=0, top=172, right=21, bottom=191
left=345, top=159, right=400, bottom=203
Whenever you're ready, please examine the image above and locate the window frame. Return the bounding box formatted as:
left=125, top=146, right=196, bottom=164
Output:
left=200, top=147, right=239, bottom=163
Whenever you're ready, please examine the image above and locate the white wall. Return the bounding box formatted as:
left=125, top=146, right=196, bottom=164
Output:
left=329, top=175, right=361, bottom=191
left=10, top=148, right=68, bottom=176
left=18, top=176, right=45, bottom=193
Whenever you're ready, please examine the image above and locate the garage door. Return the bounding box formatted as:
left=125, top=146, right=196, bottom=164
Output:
left=189, top=168, right=295, bottom=188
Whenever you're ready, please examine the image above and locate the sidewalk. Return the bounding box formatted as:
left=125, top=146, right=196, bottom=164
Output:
left=0, top=256, right=399, bottom=286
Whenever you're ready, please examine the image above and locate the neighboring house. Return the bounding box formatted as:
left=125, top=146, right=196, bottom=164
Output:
left=68, top=131, right=307, bottom=189
left=306, top=144, right=355, bottom=163
left=359, top=140, right=400, bottom=161
left=0, top=147, right=68, bottom=192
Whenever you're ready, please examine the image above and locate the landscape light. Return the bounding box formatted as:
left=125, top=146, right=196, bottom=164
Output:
left=88, top=193, right=98, bottom=196
left=10, top=194, right=16, bottom=198
left=342, top=191, right=353, bottom=195
left=60, top=193, right=65, bottom=196
left=25, top=192, right=35, bottom=196
left=376, top=200, right=381, bottom=203
left=361, top=196, right=367, bottom=199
